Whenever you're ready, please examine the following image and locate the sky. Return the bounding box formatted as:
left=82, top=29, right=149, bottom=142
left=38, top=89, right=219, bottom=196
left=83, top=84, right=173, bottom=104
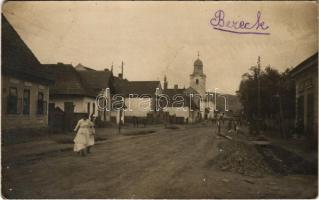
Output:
left=2, top=1, right=317, bottom=94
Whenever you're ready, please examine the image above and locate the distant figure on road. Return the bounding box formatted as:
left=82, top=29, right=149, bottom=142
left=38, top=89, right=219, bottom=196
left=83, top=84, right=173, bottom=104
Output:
left=211, top=118, right=215, bottom=126
left=73, top=114, right=91, bottom=156
left=118, top=119, right=122, bottom=134
left=227, top=119, right=232, bottom=131
left=234, top=120, right=238, bottom=134
left=221, top=113, right=225, bottom=124
left=87, top=114, right=96, bottom=154
left=133, top=116, right=139, bottom=128
left=142, top=118, right=147, bottom=127
left=217, top=120, right=221, bottom=134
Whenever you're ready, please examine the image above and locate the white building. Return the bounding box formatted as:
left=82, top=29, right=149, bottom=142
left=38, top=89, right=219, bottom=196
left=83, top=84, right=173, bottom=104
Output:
left=76, top=67, right=113, bottom=122
left=44, top=63, right=98, bottom=115
left=162, top=87, right=199, bottom=123
left=111, top=78, right=162, bottom=124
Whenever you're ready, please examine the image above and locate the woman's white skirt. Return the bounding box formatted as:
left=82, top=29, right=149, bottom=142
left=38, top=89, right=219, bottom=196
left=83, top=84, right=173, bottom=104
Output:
left=74, top=128, right=90, bottom=152
left=88, top=127, right=95, bottom=146
left=88, top=134, right=95, bottom=146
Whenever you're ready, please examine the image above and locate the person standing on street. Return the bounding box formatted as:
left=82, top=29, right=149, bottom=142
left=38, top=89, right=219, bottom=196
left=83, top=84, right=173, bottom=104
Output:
left=234, top=120, right=238, bottom=134
left=217, top=119, right=221, bottom=135
left=87, top=114, right=96, bottom=154
left=73, top=114, right=91, bottom=156
left=227, top=119, right=232, bottom=131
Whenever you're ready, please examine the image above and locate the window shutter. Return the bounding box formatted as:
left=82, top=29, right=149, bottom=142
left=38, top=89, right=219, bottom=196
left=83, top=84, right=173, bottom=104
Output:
left=43, top=101, right=47, bottom=115
left=17, top=97, right=23, bottom=114
left=7, top=96, right=11, bottom=114
left=36, top=100, right=39, bottom=114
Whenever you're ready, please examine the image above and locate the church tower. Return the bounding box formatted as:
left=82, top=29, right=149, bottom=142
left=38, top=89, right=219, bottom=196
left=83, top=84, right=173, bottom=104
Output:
left=190, top=53, right=206, bottom=96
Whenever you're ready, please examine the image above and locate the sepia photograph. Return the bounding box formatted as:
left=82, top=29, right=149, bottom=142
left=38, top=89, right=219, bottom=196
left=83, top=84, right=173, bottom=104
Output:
left=1, top=1, right=318, bottom=199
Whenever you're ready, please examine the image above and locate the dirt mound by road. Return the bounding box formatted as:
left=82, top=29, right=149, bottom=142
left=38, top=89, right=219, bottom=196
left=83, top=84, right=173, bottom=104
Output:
left=123, top=130, right=156, bottom=136
left=207, top=141, right=273, bottom=177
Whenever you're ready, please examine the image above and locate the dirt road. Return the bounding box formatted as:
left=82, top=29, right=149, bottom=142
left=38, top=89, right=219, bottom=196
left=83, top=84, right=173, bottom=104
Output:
left=2, top=126, right=317, bottom=198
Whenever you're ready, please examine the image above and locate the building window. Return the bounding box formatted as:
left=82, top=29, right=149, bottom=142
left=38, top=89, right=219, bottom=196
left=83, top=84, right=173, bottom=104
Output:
left=307, top=93, right=314, bottom=135
left=93, top=103, right=95, bottom=114
left=23, top=89, right=30, bottom=115
left=196, top=79, right=199, bottom=85
left=37, top=92, right=44, bottom=115
left=296, top=95, right=304, bottom=134
left=7, top=87, right=18, bottom=114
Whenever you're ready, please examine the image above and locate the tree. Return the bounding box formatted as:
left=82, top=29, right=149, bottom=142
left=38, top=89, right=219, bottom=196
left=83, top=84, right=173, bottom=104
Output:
left=237, top=66, right=295, bottom=137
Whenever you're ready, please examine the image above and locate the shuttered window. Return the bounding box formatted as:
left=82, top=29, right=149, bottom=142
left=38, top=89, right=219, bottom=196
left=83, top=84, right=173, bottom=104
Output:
left=23, top=89, right=30, bottom=115
left=37, top=92, right=44, bottom=115
left=7, top=87, right=18, bottom=114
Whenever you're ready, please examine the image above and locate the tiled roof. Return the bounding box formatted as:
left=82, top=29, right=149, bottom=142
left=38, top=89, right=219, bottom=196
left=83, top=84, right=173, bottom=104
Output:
left=113, top=77, right=130, bottom=94
left=290, top=53, right=318, bottom=77
left=185, top=87, right=199, bottom=95
left=128, top=81, right=161, bottom=96
left=113, top=80, right=161, bottom=97
left=77, top=70, right=113, bottom=95
left=43, top=63, right=95, bottom=97
left=1, top=15, right=54, bottom=85
left=163, top=88, right=186, bottom=99
left=74, top=63, right=96, bottom=71
left=162, top=88, right=198, bottom=109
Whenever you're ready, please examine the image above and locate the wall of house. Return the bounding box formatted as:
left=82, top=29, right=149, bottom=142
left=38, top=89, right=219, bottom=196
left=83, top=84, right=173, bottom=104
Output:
left=1, top=75, right=49, bottom=130
left=164, top=107, right=200, bottom=123
left=165, top=106, right=199, bottom=123
left=97, top=89, right=111, bottom=121
left=50, top=96, right=98, bottom=116
left=295, top=68, right=318, bottom=141
left=110, top=110, right=124, bottom=124
left=124, top=97, right=153, bottom=117
left=200, top=100, right=215, bottom=119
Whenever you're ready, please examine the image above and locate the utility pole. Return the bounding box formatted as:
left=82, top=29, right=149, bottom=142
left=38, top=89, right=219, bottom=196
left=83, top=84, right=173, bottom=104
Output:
left=121, top=61, right=124, bottom=78
left=214, top=88, right=218, bottom=112
left=257, top=56, right=261, bottom=134
left=257, top=56, right=261, bottom=119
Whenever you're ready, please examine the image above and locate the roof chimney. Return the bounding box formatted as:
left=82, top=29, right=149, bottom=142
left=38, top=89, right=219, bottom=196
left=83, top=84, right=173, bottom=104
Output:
left=174, top=84, right=178, bottom=89
left=164, top=75, right=168, bottom=90
left=118, top=73, right=123, bottom=79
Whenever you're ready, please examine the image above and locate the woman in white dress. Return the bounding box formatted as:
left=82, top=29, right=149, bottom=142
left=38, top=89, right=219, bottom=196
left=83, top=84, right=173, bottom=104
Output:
left=87, top=114, right=96, bottom=154
left=73, top=114, right=91, bottom=156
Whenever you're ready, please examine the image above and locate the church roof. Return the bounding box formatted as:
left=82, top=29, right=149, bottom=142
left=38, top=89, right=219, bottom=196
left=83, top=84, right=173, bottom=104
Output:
left=194, top=58, right=203, bottom=67
left=191, top=57, right=205, bottom=76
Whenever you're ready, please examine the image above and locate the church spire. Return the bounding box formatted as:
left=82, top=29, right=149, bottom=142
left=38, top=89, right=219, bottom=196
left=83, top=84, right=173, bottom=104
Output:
left=111, top=62, right=113, bottom=73
left=193, top=52, right=203, bottom=75
left=164, top=74, right=168, bottom=90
